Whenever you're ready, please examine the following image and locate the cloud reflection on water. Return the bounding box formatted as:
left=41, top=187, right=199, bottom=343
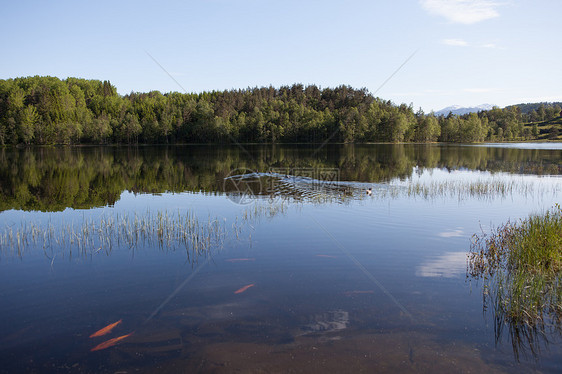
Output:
left=416, top=252, right=467, bottom=278
left=437, top=228, right=465, bottom=238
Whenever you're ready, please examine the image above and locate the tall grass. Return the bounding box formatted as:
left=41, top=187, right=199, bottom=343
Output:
left=469, top=204, right=562, bottom=358
left=0, top=198, right=296, bottom=261
left=242, top=200, right=290, bottom=221
left=399, top=178, right=561, bottom=201
left=0, top=211, right=234, bottom=261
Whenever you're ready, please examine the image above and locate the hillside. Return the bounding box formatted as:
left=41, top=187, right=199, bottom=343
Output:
left=524, top=116, right=562, bottom=141
left=506, top=102, right=562, bottom=115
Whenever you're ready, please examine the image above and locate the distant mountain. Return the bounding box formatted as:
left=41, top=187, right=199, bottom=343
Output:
left=435, top=104, right=494, bottom=116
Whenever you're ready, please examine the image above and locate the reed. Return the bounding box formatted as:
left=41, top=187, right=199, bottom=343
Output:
left=369, top=176, right=562, bottom=203
left=469, top=204, right=562, bottom=358
left=242, top=200, right=290, bottom=221
left=0, top=210, right=235, bottom=261
left=402, top=179, right=541, bottom=201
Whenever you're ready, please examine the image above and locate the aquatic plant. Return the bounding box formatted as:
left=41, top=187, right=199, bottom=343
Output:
left=242, top=200, right=290, bottom=221
left=0, top=210, right=234, bottom=261
left=468, top=204, right=562, bottom=358
left=399, top=178, right=558, bottom=202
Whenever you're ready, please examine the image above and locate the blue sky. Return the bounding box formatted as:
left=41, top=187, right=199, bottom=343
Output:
left=1, top=0, right=561, bottom=112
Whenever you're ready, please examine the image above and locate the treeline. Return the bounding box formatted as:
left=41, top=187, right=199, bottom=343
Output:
left=0, top=76, right=560, bottom=145
left=505, top=102, right=562, bottom=117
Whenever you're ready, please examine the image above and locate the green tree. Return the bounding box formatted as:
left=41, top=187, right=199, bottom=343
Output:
left=440, top=116, right=459, bottom=142
left=18, top=105, right=39, bottom=144
left=388, top=112, right=408, bottom=142
left=537, top=105, right=546, bottom=121
left=415, top=115, right=440, bottom=142
left=118, top=112, right=141, bottom=144
left=532, top=124, right=539, bottom=138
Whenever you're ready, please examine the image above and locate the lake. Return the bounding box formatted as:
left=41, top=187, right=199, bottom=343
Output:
left=1, top=144, right=561, bottom=373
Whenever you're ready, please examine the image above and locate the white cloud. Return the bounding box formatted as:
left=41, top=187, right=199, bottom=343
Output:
left=442, top=38, right=468, bottom=47
left=420, top=0, right=501, bottom=24
left=441, top=39, right=501, bottom=49
left=463, top=88, right=494, bottom=93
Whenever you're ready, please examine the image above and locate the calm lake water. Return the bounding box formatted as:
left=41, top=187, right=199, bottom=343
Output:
left=1, top=144, right=561, bottom=373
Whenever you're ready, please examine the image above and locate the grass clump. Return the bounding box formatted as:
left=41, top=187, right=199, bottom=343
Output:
left=469, top=204, right=562, bottom=358
left=470, top=204, right=562, bottom=280
left=0, top=211, right=233, bottom=262
left=508, top=209, right=562, bottom=272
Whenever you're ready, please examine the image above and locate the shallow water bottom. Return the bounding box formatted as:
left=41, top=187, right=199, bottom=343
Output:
left=77, top=330, right=510, bottom=374
left=1, top=308, right=544, bottom=374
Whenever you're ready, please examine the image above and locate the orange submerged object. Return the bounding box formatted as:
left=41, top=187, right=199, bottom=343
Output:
left=89, top=319, right=122, bottom=338
left=90, top=332, right=134, bottom=352
left=234, top=284, right=255, bottom=294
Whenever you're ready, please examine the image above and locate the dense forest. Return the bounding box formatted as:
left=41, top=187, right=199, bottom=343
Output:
left=0, top=76, right=561, bottom=145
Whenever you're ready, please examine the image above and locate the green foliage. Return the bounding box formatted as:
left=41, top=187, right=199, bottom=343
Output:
left=415, top=115, right=440, bottom=142
left=506, top=102, right=562, bottom=117
left=469, top=205, right=562, bottom=357
left=0, top=76, right=559, bottom=145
